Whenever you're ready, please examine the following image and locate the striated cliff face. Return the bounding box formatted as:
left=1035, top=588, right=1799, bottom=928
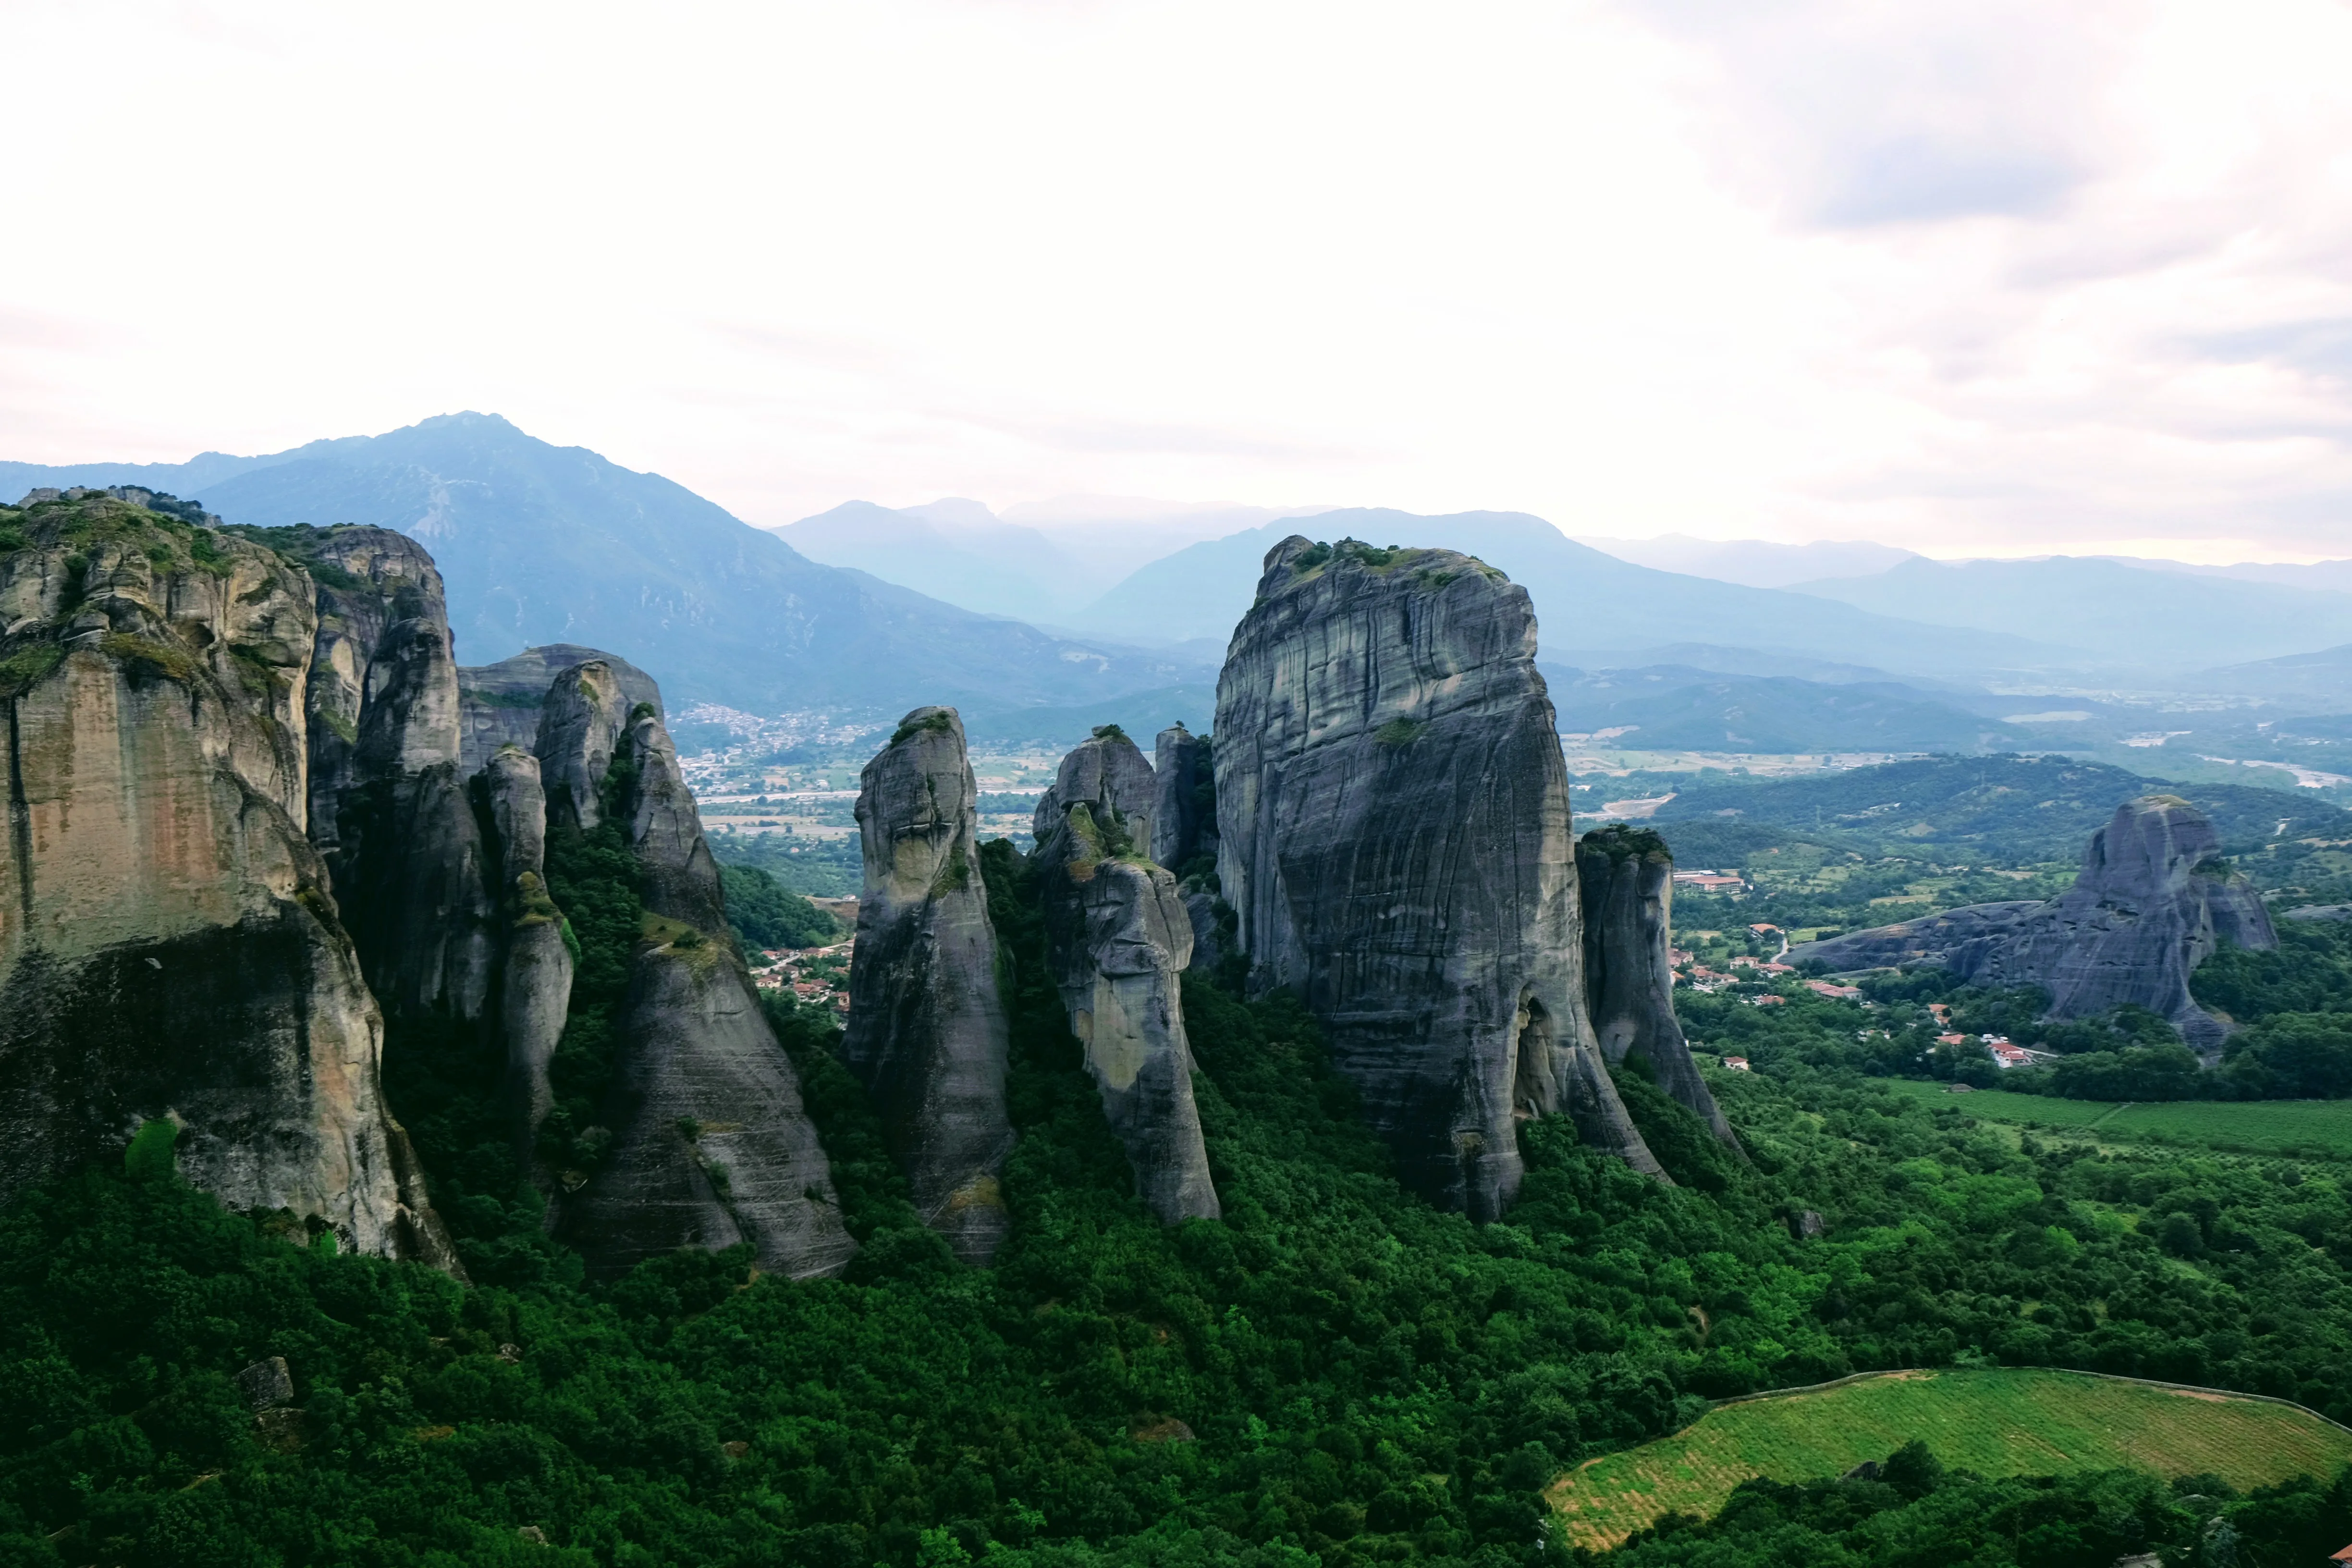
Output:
left=1790, top=795, right=2276, bottom=1058
left=0, top=495, right=452, bottom=1263
left=458, top=644, right=662, bottom=778
left=843, top=708, right=1014, bottom=1262
left=1577, top=826, right=1739, bottom=1151
left=559, top=699, right=855, bottom=1280
left=280, top=527, right=497, bottom=1025
left=537, top=661, right=632, bottom=832
left=1034, top=730, right=1221, bottom=1223
left=1214, top=537, right=1663, bottom=1215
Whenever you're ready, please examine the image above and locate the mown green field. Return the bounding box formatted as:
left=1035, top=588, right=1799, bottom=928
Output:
left=1546, top=1368, right=2352, bottom=1552
left=1879, top=1079, right=2352, bottom=1158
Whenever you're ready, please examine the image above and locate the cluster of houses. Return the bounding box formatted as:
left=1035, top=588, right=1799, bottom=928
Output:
left=748, top=938, right=855, bottom=1013
left=1671, top=869, right=1748, bottom=895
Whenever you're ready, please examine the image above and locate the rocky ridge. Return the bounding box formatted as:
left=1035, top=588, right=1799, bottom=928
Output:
left=1790, top=795, right=2276, bottom=1057
left=843, top=707, right=1015, bottom=1262
left=1213, top=536, right=1665, bottom=1213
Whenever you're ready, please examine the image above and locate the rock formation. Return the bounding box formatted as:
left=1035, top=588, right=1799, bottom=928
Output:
left=1152, top=723, right=1231, bottom=973
left=478, top=745, right=572, bottom=1145
left=536, top=661, right=633, bottom=831
left=557, top=699, right=855, bottom=1280
left=1576, top=825, right=1739, bottom=1150
left=294, top=527, right=497, bottom=1024
left=1033, top=729, right=1221, bottom=1223
left=1213, top=536, right=1664, bottom=1214
left=1789, top=795, right=2276, bottom=1058
left=0, top=493, right=454, bottom=1264
left=843, top=707, right=1015, bottom=1262
left=458, top=643, right=662, bottom=777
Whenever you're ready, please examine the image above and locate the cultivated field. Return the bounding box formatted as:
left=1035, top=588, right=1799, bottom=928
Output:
left=1547, top=1368, right=2352, bottom=1552
left=1880, top=1081, right=2352, bottom=1159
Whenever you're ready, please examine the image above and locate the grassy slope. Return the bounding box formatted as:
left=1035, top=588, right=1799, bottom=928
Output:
left=1878, top=1081, right=2352, bottom=1159
left=1548, top=1367, right=2352, bottom=1551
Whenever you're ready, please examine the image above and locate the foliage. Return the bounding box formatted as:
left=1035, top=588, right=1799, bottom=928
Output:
left=715, top=863, right=840, bottom=951
left=706, top=830, right=862, bottom=898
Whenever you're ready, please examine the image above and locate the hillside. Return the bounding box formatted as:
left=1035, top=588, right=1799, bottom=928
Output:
left=1542, top=664, right=2019, bottom=752
left=1076, top=510, right=2080, bottom=676
left=1648, top=753, right=2352, bottom=863
left=15, top=415, right=1214, bottom=716
left=1791, top=555, right=2352, bottom=671
left=773, top=500, right=1100, bottom=622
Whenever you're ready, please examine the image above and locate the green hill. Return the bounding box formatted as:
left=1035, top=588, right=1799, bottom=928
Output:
left=1551, top=1367, right=2352, bottom=1551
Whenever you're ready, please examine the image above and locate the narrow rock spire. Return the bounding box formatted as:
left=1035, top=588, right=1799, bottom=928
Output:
left=1034, top=728, right=1221, bottom=1224
left=1577, top=825, right=1740, bottom=1152
left=1213, top=536, right=1666, bottom=1214
left=478, top=745, right=572, bottom=1150
left=843, top=707, right=1016, bottom=1262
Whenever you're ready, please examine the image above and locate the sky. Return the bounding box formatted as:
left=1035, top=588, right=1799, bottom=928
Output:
left=3, top=0, right=2351, bottom=562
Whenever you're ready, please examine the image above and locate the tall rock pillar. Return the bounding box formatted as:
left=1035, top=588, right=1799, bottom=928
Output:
left=1577, top=826, right=1740, bottom=1151
left=1213, top=536, right=1666, bottom=1215
left=843, top=707, right=1016, bottom=1262
left=1034, top=729, right=1221, bottom=1223
left=478, top=745, right=573, bottom=1149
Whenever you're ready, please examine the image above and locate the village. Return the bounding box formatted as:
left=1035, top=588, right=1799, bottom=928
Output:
left=745, top=895, right=859, bottom=1015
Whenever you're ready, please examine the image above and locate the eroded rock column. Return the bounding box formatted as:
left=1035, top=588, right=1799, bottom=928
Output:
left=843, top=707, right=1015, bottom=1262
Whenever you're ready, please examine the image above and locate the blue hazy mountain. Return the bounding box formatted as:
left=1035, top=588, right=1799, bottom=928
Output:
left=1073, top=509, right=2081, bottom=676
left=40, top=414, right=1211, bottom=715
left=1541, top=664, right=2021, bottom=752
left=1790, top=555, right=2352, bottom=671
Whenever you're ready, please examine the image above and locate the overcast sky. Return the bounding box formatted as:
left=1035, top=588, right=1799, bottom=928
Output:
left=4, top=0, right=2350, bottom=561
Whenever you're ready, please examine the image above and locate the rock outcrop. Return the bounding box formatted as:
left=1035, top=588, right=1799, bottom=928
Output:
left=458, top=644, right=662, bottom=777
left=1033, top=729, right=1220, bottom=1223
left=843, top=707, right=1015, bottom=1262
left=478, top=745, right=572, bottom=1145
left=1213, top=537, right=1664, bottom=1214
left=558, top=701, right=855, bottom=1280
left=0, top=494, right=453, bottom=1263
left=291, top=527, right=497, bottom=1024
left=1789, top=795, right=2276, bottom=1058
left=1152, top=723, right=1231, bottom=973
left=1577, top=826, right=1739, bottom=1150
left=536, top=661, right=633, bottom=831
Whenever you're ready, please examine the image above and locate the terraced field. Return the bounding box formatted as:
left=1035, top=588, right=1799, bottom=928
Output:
left=1547, top=1368, right=2352, bottom=1552
left=1881, top=1080, right=2352, bottom=1159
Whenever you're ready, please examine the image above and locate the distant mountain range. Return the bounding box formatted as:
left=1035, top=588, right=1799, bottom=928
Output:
left=1568, top=534, right=1919, bottom=588
left=3, top=416, right=1212, bottom=717
left=1540, top=664, right=2022, bottom=753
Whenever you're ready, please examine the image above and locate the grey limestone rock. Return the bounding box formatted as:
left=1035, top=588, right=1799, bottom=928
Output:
left=1790, top=795, right=2276, bottom=1058
left=0, top=496, right=452, bottom=1265
left=457, top=643, right=662, bottom=777
left=479, top=746, right=572, bottom=1146
left=1576, top=825, right=1739, bottom=1152
left=536, top=661, right=632, bottom=832
left=1034, top=730, right=1221, bottom=1224
left=1151, top=723, right=1217, bottom=872
left=562, top=940, right=855, bottom=1280
left=1213, top=536, right=1665, bottom=1215
left=843, top=707, right=1014, bottom=1263
left=556, top=701, right=854, bottom=1279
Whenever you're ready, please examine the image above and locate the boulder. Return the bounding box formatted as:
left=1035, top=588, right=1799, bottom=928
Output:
left=1034, top=730, right=1220, bottom=1223
left=0, top=495, right=453, bottom=1264
left=1213, top=537, right=1664, bottom=1215
left=843, top=707, right=1015, bottom=1263
left=1790, top=795, right=2277, bottom=1059
left=456, top=643, right=662, bottom=777
left=1577, top=825, right=1740, bottom=1151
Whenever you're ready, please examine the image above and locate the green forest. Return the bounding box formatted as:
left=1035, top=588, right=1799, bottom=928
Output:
left=3, top=823, right=2350, bottom=1566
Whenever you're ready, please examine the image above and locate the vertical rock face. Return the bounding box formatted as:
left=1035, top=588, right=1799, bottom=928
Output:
left=1151, top=723, right=1217, bottom=872
left=1577, top=826, right=1739, bottom=1151
left=479, top=746, right=572, bottom=1144
left=1213, top=537, right=1664, bottom=1215
left=1032, top=730, right=1221, bottom=1224
left=277, top=526, right=497, bottom=1025
left=0, top=495, right=450, bottom=1263
left=843, top=708, right=1014, bottom=1262
left=456, top=643, right=663, bottom=777
left=536, top=661, right=631, bottom=831
left=1790, top=795, right=2278, bottom=1058
left=559, top=701, right=855, bottom=1280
